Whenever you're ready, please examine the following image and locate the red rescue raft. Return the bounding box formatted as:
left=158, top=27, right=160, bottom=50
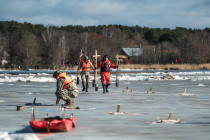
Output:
left=29, top=106, right=76, bottom=132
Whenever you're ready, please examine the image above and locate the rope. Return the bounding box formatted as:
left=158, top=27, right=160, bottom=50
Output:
left=37, top=133, right=51, bottom=138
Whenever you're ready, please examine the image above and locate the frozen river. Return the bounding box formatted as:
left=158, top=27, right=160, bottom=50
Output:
left=0, top=70, right=210, bottom=140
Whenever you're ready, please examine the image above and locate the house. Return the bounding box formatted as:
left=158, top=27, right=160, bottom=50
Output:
left=115, top=54, right=130, bottom=64
left=118, top=47, right=143, bottom=64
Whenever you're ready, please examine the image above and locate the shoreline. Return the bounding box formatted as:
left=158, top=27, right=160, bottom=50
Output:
left=1, top=63, right=210, bottom=71
left=69, top=63, right=210, bottom=70
left=1, top=65, right=210, bottom=74
left=117, top=63, right=210, bottom=70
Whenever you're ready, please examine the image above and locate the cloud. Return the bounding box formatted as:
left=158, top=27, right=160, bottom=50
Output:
left=0, top=0, right=209, bottom=29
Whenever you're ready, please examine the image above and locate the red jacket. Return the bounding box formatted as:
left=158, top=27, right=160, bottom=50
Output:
left=97, top=59, right=116, bottom=72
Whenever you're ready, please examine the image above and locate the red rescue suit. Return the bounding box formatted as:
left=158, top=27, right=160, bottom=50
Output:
left=97, top=59, right=116, bottom=85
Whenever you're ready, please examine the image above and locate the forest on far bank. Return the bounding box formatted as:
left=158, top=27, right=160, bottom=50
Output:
left=0, top=21, right=210, bottom=69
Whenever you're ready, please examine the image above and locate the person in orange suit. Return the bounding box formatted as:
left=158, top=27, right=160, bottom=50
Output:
left=79, top=56, right=94, bottom=92
left=97, top=55, right=118, bottom=93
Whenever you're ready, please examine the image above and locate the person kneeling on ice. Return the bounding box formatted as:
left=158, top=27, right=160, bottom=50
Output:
left=97, top=55, right=118, bottom=93
left=53, top=70, right=78, bottom=107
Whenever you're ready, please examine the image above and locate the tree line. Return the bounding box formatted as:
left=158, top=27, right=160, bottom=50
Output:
left=0, top=21, right=210, bottom=69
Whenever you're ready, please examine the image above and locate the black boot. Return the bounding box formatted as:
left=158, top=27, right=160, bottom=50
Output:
left=86, top=81, right=89, bottom=88
left=64, top=99, right=70, bottom=106
left=64, top=99, right=74, bottom=108
left=82, top=87, right=85, bottom=91
left=103, top=84, right=106, bottom=93
left=82, top=81, right=85, bottom=91
left=106, top=84, right=110, bottom=93
left=86, top=82, right=88, bottom=92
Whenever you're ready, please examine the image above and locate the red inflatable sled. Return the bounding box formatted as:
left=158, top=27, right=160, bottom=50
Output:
left=29, top=106, right=76, bottom=132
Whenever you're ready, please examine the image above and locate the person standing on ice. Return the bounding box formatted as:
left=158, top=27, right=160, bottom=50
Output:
left=97, top=55, right=118, bottom=93
left=53, top=70, right=78, bottom=107
left=79, top=55, right=95, bottom=92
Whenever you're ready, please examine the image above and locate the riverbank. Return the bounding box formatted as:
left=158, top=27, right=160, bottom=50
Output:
left=1, top=63, right=210, bottom=71
left=70, top=63, right=210, bottom=70
left=117, top=63, right=210, bottom=70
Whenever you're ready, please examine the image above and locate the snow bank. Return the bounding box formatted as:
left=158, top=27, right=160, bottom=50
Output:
left=0, top=132, right=39, bottom=140
left=10, top=134, right=39, bottom=140
left=0, top=132, right=11, bottom=140
left=0, top=70, right=210, bottom=82
left=0, top=76, right=55, bottom=82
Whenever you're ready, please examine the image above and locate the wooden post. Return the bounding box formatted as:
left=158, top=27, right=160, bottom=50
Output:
left=93, top=50, right=100, bottom=91
left=77, top=49, right=83, bottom=85
left=156, top=112, right=180, bottom=123
left=108, top=104, right=128, bottom=115
left=115, top=54, right=119, bottom=87
left=117, top=104, right=120, bottom=113
left=167, top=112, right=173, bottom=120
left=33, top=98, right=36, bottom=105
left=150, top=88, right=152, bottom=92
left=31, top=106, right=35, bottom=121
left=184, top=89, right=186, bottom=93
left=17, top=106, right=22, bottom=111
left=62, top=106, right=65, bottom=120
left=31, top=98, right=36, bottom=120
left=95, top=50, right=98, bottom=91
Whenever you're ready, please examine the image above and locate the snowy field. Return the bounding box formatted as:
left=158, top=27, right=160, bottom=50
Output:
left=0, top=70, right=210, bottom=140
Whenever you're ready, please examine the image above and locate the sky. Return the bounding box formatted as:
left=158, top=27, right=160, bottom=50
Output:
left=0, top=0, right=210, bottom=29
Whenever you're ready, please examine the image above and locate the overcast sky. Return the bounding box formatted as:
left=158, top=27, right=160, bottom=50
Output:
left=0, top=0, right=209, bottom=29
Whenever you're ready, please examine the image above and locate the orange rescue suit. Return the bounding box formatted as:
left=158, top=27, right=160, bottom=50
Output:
left=97, top=59, right=116, bottom=85
left=81, top=60, right=91, bottom=72
left=56, top=73, right=73, bottom=89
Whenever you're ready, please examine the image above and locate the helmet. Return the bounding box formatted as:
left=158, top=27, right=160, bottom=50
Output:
left=103, top=54, right=107, bottom=61
left=53, top=70, right=62, bottom=78
left=103, top=54, right=107, bottom=59
left=84, top=55, right=89, bottom=61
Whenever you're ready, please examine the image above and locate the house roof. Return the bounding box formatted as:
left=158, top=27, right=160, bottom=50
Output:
left=122, top=48, right=142, bottom=57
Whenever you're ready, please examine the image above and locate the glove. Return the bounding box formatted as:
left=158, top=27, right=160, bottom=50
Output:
left=115, top=66, right=118, bottom=68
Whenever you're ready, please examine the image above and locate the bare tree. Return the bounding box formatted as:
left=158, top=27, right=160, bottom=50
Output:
left=42, top=25, right=59, bottom=68
left=5, top=31, right=20, bottom=67
left=18, top=31, right=39, bottom=68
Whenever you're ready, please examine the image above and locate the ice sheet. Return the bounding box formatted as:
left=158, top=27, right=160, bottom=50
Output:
left=0, top=71, right=210, bottom=140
